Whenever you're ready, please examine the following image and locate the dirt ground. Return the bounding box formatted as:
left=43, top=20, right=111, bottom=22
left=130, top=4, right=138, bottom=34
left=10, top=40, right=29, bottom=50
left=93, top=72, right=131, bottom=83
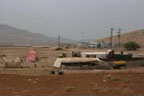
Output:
left=0, top=71, right=143, bottom=96
left=0, top=47, right=115, bottom=69
left=0, top=47, right=144, bottom=96
left=0, top=47, right=143, bottom=68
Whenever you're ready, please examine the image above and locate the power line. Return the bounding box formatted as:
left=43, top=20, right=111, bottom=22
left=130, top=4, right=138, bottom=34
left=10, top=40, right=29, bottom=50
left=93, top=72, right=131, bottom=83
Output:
left=81, top=32, right=84, bottom=42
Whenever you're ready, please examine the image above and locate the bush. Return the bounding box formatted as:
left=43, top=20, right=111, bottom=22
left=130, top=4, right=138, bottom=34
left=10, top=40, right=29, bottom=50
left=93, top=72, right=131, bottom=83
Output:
left=65, top=86, right=76, bottom=92
left=123, top=41, right=140, bottom=51
left=55, top=47, right=63, bottom=50
left=105, top=74, right=121, bottom=81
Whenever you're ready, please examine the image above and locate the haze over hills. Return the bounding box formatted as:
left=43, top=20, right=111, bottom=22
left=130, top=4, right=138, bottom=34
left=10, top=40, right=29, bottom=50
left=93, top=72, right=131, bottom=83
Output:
left=95, top=29, right=144, bottom=47
left=0, top=24, right=75, bottom=45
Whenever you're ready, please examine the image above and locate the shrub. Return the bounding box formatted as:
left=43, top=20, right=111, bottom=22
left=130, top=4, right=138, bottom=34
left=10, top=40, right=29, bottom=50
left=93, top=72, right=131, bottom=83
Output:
left=93, top=83, right=101, bottom=92
left=93, top=87, right=101, bottom=92
left=105, top=74, right=121, bottom=81
left=123, top=41, right=140, bottom=51
left=65, top=86, right=76, bottom=92
left=55, top=47, right=63, bottom=50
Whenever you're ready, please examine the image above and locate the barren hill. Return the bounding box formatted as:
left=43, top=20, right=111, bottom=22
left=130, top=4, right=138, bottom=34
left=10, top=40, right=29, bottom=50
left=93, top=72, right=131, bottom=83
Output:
left=0, top=24, right=75, bottom=45
left=95, top=29, right=144, bottom=47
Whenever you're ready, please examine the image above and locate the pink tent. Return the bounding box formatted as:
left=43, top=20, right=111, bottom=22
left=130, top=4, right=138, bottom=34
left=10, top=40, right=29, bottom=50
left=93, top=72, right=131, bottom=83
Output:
left=26, top=50, right=37, bottom=62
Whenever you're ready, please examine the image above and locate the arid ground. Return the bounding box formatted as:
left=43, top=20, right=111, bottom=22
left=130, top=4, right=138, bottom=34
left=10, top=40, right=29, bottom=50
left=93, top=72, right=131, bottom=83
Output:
left=0, top=47, right=143, bottom=96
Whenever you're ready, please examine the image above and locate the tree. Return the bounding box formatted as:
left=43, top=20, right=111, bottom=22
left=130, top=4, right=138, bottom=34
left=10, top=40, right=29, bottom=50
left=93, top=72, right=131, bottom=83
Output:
left=123, top=41, right=140, bottom=51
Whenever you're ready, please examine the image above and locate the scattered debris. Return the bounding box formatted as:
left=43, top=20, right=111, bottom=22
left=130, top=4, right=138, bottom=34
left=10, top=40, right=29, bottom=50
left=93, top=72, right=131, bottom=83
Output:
left=51, top=70, right=64, bottom=75
left=59, top=53, right=67, bottom=58
left=27, top=79, right=32, bottom=82
left=32, top=81, right=37, bottom=84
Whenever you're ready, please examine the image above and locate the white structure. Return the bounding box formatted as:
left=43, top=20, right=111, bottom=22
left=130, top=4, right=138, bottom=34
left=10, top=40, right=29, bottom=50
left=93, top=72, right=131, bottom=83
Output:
left=77, top=41, right=109, bottom=48
left=77, top=42, right=89, bottom=48
left=53, top=57, right=103, bottom=68
left=81, top=52, right=107, bottom=58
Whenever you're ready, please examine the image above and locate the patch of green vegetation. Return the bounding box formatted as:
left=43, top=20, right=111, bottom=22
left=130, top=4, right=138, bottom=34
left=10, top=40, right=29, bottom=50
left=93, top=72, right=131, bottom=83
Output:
left=124, top=78, right=130, bottom=83
left=65, top=86, right=76, bottom=92
left=55, top=47, right=63, bottom=50
left=92, top=83, right=101, bottom=92
left=105, top=74, right=121, bottom=81
left=93, top=87, right=101, bottom=92
left=123, top=41, right=140, bottom=51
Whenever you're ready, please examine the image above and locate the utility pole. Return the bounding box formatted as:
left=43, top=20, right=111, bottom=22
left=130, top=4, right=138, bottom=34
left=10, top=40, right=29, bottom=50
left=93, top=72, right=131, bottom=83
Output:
left=81, top=32, right=84, bottom=42
left=110, top=28, right=114, bottom=49
left=58, top=35, right=61, bottom=47
left=117, top=28, right=121, bottom=47
left=143, top=31, right=144, bottom=56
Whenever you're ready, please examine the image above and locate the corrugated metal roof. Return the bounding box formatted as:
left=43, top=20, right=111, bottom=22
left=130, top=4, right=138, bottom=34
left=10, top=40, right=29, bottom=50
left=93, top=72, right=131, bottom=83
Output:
left=53, top=57, right=103, bottom=68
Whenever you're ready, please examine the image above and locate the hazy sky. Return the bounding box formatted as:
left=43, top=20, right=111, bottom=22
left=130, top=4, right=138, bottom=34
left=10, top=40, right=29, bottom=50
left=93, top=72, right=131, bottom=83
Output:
left=0, top=0, right=144, bottom=41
